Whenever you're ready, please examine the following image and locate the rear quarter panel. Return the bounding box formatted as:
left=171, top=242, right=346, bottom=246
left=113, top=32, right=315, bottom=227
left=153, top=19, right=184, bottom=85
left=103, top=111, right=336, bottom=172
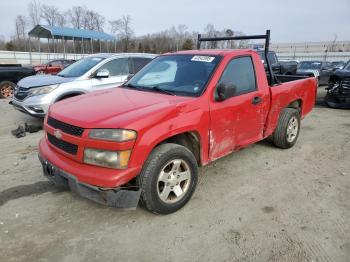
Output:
left=264, top=77, right=317, bottom=136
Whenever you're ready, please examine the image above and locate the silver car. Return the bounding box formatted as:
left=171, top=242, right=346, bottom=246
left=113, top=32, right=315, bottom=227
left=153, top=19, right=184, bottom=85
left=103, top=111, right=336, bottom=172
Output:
left=11, top=53, right=156, bottom=118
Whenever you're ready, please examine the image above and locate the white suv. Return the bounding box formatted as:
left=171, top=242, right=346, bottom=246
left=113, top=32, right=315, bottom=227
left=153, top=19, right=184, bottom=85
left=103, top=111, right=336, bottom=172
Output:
left=11, top=53, right=156, bottom=118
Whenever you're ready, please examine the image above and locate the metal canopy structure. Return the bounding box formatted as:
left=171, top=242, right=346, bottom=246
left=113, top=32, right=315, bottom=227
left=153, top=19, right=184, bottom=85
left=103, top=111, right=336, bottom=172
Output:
left=27, top=25, right=116, bottom=63
left=28, top=25, right=115, bottom=41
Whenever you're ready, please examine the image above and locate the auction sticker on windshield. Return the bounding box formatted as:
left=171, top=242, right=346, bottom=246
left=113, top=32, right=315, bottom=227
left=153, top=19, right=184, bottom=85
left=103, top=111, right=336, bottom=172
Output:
left=191, top=56, right=215, bottom=63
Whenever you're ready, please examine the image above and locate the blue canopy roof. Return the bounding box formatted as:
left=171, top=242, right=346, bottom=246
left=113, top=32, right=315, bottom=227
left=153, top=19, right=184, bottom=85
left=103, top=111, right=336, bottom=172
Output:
left=28, top=25, right=115, bottom=41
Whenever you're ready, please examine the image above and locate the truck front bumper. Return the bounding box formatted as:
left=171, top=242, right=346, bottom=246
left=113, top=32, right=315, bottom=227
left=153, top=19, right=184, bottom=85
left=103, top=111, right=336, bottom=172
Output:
left=38, top=154, right=141, bottom=209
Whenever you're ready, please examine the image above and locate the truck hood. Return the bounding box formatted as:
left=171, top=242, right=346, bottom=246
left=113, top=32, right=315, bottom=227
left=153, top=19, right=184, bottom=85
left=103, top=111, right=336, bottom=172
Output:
left=17, top=74, right=76, bottom=88
left=49, top=88, right=193, bottom=129
left=332, top=69, right=350, bottom=79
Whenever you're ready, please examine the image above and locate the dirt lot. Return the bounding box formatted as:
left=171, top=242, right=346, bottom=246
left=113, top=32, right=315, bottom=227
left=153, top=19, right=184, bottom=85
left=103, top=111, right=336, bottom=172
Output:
left=0, top=89, right=349, bottom=262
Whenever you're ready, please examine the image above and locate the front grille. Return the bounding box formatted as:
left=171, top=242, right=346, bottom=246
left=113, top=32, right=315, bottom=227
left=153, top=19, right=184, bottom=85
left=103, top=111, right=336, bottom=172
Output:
left=47, top=117, right=84, bottom=137
left=47, top=133, right=78, bottom=155
left=341, top=78, right=350, bottom=89
left=14, top=86, right=30, bottom=101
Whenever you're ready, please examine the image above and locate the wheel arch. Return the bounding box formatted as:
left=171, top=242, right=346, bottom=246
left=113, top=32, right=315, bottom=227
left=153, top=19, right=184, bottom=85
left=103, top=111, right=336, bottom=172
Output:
left=150, top=131, right=202, bottom=166
left=286, top=99, right=302, bottom=114
left=55, top=91, right=85, bottom=102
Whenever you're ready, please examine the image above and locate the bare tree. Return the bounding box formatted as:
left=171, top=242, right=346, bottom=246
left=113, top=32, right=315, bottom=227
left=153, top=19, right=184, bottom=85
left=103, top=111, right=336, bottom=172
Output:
left=83, top=10, right=105, bottom=31
left=15, top=15, right=28, bottom=51
left=67, top=6, right=87, bottom=29
left=41, top=5, right=65, bottom=26
left=28, top=0, right=42, bottom=27
left=110, top=15, right=134, bottom=51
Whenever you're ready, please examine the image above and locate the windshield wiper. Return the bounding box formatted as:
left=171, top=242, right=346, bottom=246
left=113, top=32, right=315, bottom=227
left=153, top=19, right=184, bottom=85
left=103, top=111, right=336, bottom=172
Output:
left=122, top=83, right=145, bottom=91
left=149, top=86, right=176, bottom=96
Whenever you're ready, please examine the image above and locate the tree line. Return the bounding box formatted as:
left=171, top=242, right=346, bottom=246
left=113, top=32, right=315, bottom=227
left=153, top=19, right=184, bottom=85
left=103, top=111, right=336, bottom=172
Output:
left=1, top=0, right=249, bottom=54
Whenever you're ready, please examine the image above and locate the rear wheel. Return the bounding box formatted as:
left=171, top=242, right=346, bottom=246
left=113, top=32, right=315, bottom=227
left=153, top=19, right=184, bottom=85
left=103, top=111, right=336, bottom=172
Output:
left=138, top=143, right=198, bottom=214
left=0, top=81, right=15, bottom=98
left=271, top=108, right=300, bottom=149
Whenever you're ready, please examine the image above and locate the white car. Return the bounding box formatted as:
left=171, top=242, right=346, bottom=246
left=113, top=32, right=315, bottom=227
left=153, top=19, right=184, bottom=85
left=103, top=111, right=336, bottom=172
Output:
left=11, top=53, right=156, bottom=117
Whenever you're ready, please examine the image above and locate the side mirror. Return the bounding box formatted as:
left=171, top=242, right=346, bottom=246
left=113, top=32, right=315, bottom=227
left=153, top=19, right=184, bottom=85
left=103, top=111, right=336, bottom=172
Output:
left=95, top=69, right=109, bottom=78
left=216, top=82, right=236, bottom=101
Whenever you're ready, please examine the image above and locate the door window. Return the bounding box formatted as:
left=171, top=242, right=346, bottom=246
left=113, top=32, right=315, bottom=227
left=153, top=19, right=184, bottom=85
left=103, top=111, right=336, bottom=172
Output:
left=217, top=56, right=257, bottom=95
left=98, top=58, right=129, bottom=77
left=131, top=57, right=152, bottom=74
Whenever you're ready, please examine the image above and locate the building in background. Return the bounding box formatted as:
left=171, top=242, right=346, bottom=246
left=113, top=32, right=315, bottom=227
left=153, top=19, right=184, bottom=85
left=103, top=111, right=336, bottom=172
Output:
left=271, top=41, right=350, bottom=62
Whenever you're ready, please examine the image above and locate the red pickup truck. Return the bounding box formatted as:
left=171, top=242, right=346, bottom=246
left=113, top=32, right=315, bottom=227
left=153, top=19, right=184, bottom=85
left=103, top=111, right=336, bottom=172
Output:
left=38, top=31, right=317, bottom=214
left=34, top=59, right=75, bottom=75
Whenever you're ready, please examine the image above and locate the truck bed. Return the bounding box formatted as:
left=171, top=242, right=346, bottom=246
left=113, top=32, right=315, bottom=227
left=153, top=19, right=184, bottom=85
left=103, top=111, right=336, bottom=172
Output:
left=264, top=77, right=317, bottom=136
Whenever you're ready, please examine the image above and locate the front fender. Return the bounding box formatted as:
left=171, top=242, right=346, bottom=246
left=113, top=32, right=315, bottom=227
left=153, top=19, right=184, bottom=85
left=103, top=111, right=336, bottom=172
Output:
left=128, top=107, right=210, bottom=169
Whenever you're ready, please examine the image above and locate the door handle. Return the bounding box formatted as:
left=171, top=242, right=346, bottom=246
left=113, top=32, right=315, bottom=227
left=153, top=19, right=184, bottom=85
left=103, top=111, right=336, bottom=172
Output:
left=252, top=96, right=262, bottom=105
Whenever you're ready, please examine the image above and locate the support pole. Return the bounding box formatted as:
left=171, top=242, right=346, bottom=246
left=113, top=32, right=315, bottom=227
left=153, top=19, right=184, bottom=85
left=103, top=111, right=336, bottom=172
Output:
left=29, top=37, right=32, bottom=64
left=52, top=36, right=55, bottom=53
left=114, top=40, right=117, bottom=53
left=90, top=38, right=93, bottom=54
left=99, top=40, right=102, bottom=53
left=63, top=37, right=66, bottom=58
left=81, top=38, right=84, bottom=54
left=38, top=37, right=41, bottom=63
left=73, top=38, right=75, bottom=54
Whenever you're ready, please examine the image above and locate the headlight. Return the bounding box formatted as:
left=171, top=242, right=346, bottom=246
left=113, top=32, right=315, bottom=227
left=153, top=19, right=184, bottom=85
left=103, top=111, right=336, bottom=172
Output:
left=84, top=148, right=131, bottom=169
left=89, top=129, right=136, bottom=142
left=29, top=84, right=58, bottom=96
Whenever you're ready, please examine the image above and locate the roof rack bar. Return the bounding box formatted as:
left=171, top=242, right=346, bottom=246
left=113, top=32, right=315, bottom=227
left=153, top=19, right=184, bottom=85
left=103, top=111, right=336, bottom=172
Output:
left=197, top=29, right=276, bottom=85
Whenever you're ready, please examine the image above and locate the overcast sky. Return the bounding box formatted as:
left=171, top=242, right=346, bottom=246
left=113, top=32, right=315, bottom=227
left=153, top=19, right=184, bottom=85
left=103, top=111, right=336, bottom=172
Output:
left=0, top=0, right=349, bottom=43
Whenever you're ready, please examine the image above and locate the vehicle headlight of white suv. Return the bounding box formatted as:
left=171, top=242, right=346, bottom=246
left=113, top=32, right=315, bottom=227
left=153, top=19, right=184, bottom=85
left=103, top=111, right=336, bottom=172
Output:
left=29, top=84, right=59, bottom=96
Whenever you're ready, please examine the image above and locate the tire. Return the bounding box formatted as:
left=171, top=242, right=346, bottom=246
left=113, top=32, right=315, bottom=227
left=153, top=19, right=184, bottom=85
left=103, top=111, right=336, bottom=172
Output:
left=138, top=143, right=198, bottom=214
left=272, top=108, right=300, bottom=149
left=0, top=81, right=15, bottom=98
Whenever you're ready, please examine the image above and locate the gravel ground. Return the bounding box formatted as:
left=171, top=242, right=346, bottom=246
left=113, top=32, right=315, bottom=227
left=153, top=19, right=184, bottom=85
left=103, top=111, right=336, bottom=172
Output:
left=0, top=88, right=349, bottom=262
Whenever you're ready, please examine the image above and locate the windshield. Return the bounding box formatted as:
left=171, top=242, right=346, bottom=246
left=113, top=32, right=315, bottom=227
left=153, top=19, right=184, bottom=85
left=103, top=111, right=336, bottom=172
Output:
left=258, top=51, right=278, bottom=64
left=58, top=57, right=105, bottom=77
left=125, top=54, right=221, bottom=97
left=298, top=61, right=322, bottom=70
left=344, top=61, right=350, bottom=70
left=332, top=61, right=345, bottom=67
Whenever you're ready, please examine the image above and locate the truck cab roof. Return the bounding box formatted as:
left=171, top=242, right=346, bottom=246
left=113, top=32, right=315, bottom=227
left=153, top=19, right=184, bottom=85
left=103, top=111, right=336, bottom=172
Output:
left=166, top=49, right=257, bottom=57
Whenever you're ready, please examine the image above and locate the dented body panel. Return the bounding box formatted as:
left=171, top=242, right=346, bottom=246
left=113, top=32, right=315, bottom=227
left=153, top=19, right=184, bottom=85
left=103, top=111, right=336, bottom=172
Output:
left=39, top=49, right=317, bottom=190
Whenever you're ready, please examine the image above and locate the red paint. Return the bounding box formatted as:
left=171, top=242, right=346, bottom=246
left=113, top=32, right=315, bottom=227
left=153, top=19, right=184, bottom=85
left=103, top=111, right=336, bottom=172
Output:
left=39, top=49, right=316, bottom=188
left=34, top=60, right=75, bottom=75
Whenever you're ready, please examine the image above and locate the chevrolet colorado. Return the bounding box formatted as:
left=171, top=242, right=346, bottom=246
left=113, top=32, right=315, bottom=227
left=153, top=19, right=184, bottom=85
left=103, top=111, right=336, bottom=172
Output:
left=39, top=31, right=317, bottom=214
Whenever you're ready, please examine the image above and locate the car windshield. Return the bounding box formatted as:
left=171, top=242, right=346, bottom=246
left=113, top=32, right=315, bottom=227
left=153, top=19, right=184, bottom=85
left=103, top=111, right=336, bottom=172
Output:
left=343, top=61, right=350, bottom=70
left=57, top=57, right=105, bottom=77
left=124, top=54, right=221, bottom=97
left=298, top=61, right=322, bottom=70
left=332, top=62, right=344, bottom=67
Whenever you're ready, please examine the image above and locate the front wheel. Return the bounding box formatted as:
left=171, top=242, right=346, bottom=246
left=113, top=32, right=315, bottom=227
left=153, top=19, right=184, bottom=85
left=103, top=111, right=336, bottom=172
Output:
left=138, top=143, right=198, bottom=214
left=271, top=108, right=300, bottom=149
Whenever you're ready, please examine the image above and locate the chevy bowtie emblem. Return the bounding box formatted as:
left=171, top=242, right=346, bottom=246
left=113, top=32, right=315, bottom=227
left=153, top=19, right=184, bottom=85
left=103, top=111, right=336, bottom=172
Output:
left=54, top=130, right=62, bottom=139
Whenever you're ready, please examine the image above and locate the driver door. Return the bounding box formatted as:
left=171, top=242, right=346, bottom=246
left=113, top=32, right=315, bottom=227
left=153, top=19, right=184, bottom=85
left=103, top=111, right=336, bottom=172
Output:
left=91, top=58, right=129, bottom=91
left=209, top=56, right=269, bottom=160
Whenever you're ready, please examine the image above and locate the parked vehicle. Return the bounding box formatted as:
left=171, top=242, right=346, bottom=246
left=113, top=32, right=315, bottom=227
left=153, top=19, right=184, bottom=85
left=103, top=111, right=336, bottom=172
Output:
left=296, top=61, right=333, bottom=85
left=325, top=61, right=350, bottom=109
left=11, top=53, right=156, bottom=117
left=331, top=61, right=346, bottom=71
left=0, top=64, right=36, bottom=98
left=38, top=31, right=317, bottom=214
left=34, top=59, right=76, bottom=75
left=257, top=51, right=298, bottom=75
